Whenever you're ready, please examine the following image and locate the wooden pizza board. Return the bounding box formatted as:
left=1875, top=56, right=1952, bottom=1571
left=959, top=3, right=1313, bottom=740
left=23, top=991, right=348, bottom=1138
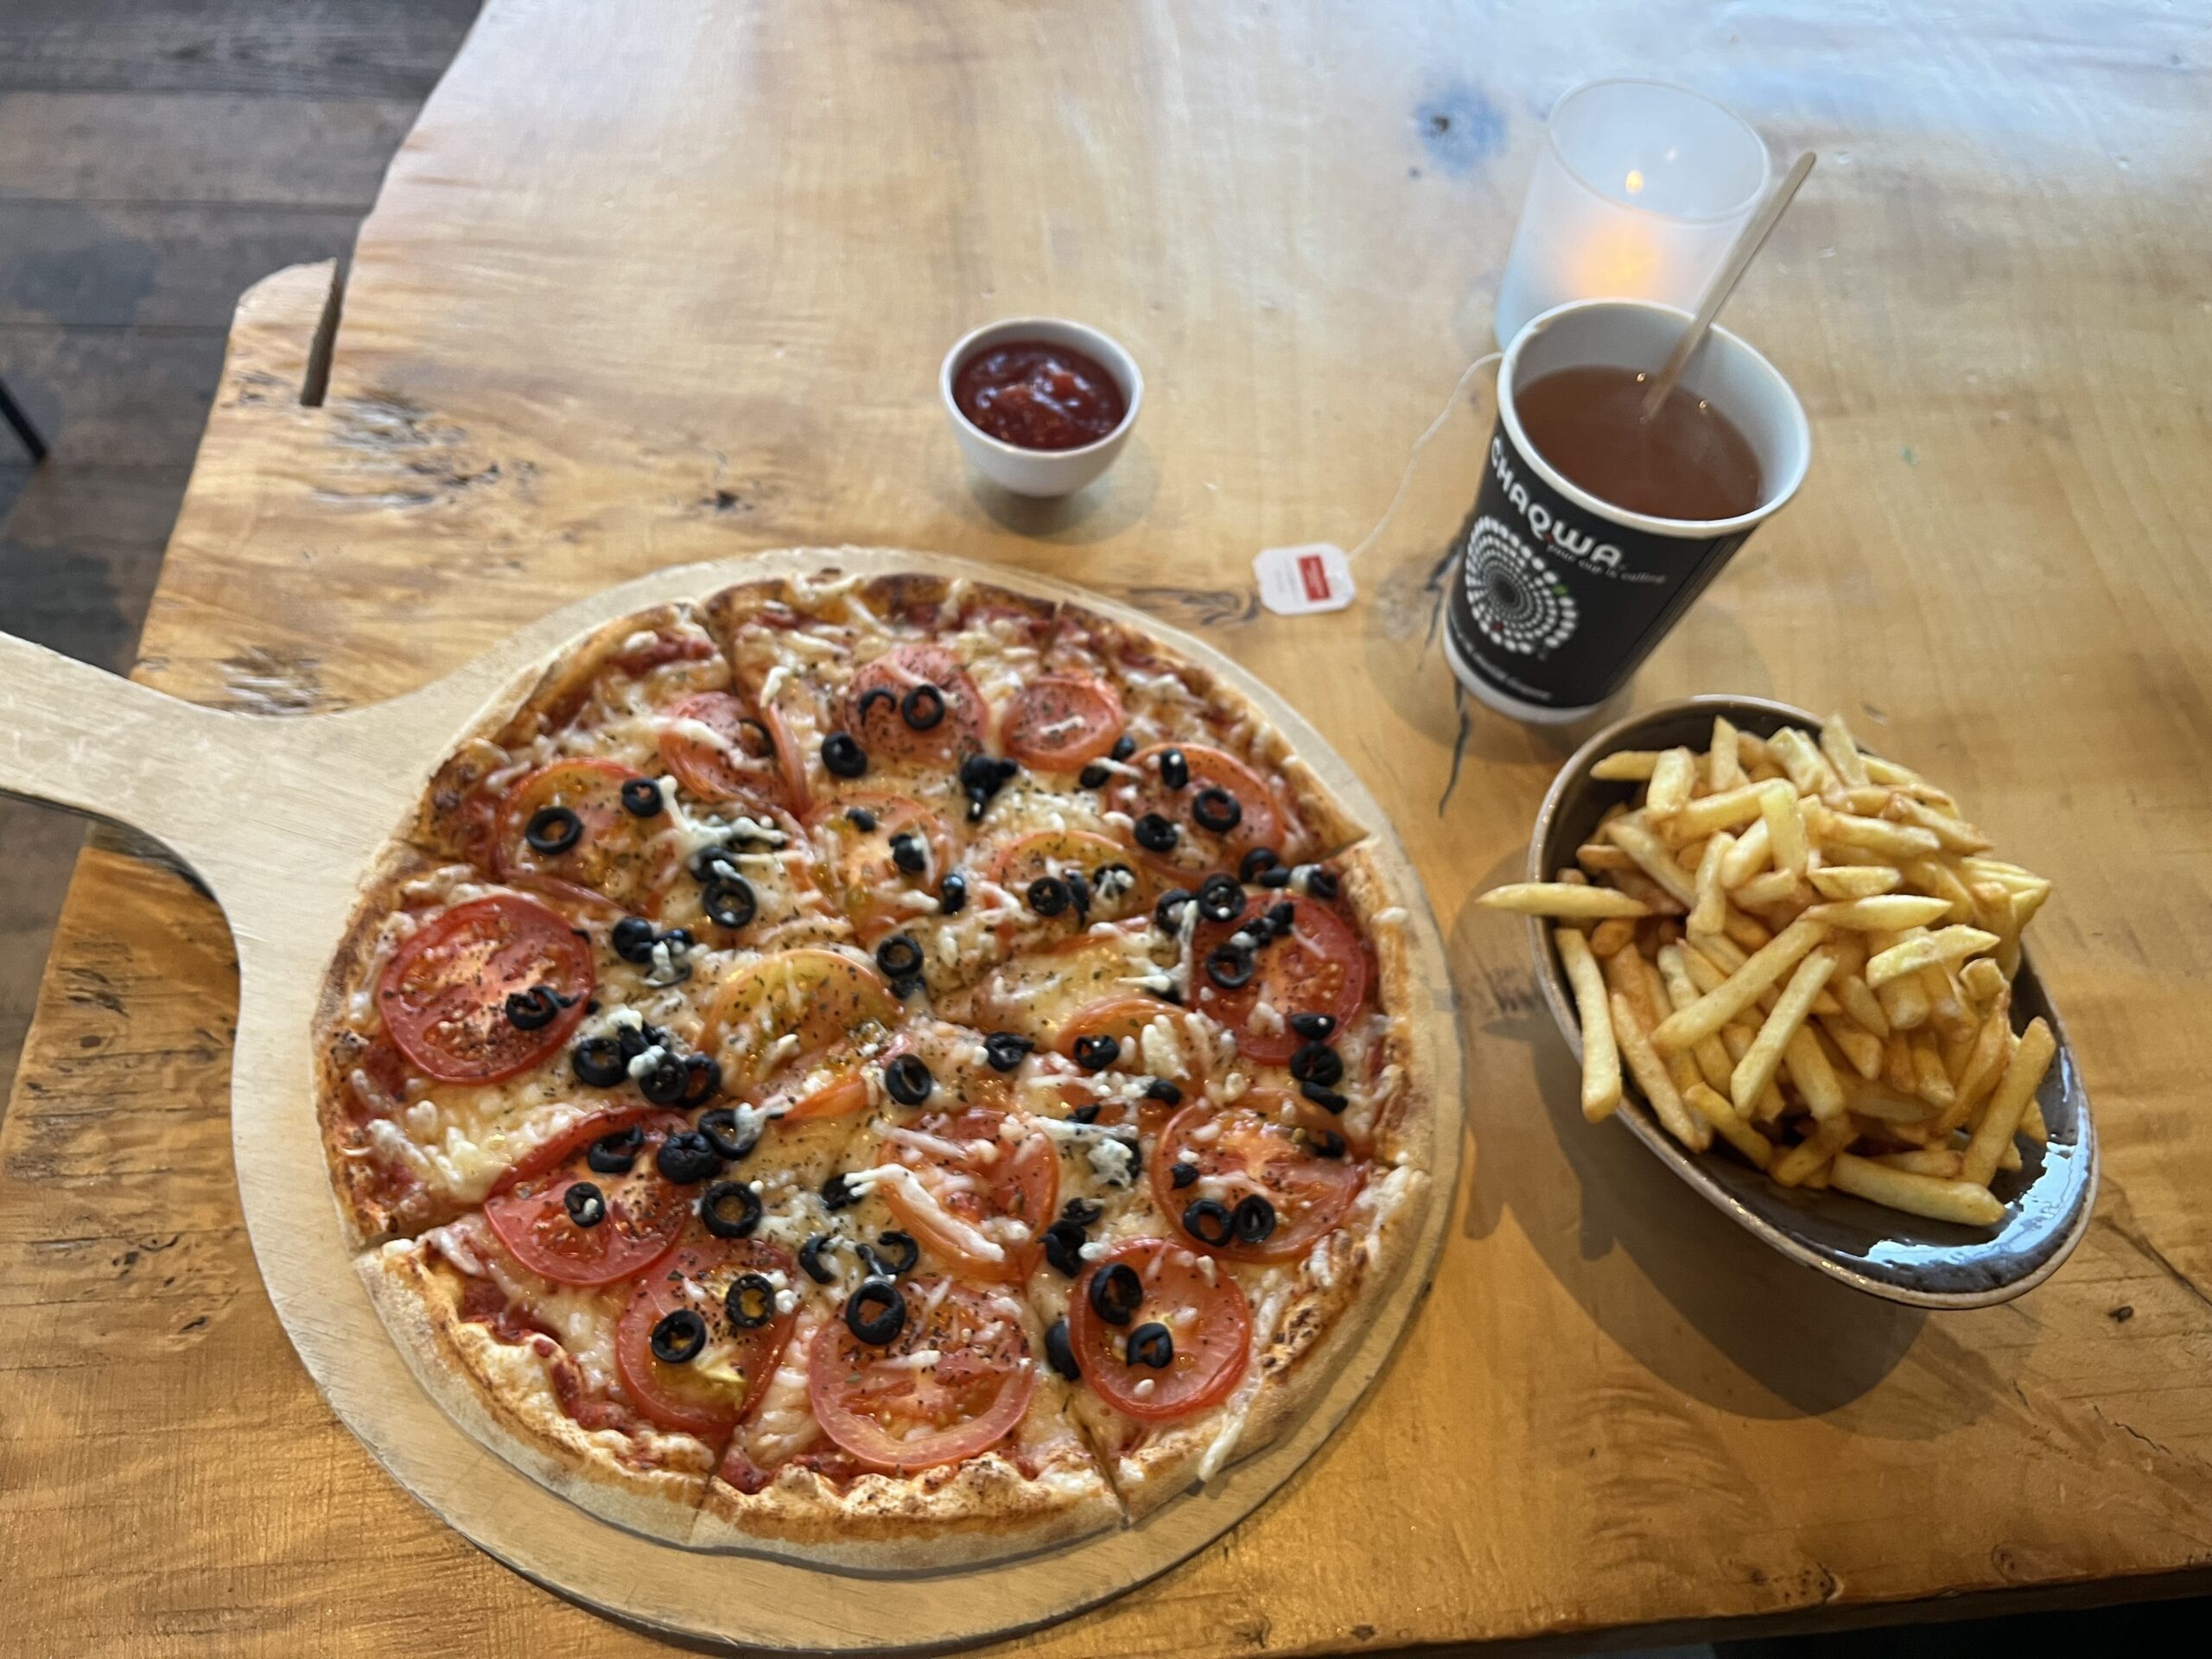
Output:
left=0, top=547, right=1464, bottom=1654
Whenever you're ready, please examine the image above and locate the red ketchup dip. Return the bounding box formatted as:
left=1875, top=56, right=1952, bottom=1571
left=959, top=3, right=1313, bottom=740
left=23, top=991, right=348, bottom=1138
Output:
left=953, top=340, right=1128, bottom=451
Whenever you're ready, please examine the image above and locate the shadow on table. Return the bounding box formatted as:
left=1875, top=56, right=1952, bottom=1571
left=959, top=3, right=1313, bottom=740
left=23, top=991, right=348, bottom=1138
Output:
left=1449, top=849, right=2020, bottom=1434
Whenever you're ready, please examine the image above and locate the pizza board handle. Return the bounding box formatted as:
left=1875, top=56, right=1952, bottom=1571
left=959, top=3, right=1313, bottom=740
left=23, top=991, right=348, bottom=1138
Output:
left=0, top=629, right=272, bottom=882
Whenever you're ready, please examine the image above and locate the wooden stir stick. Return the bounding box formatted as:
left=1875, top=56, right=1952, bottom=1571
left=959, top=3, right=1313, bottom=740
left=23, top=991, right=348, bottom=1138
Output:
left=1639, top=149, right=1817, bottom=421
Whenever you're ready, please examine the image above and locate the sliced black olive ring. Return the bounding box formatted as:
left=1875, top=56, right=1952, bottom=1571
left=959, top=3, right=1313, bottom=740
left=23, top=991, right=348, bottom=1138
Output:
left=656, top=1129, right=722, bottom=1185
left=1159, top=748, right=1190, bottom=790
left=1231, top=1193, right=1277, bottom=1244
left=1289, top=1041, right=1344, bottom=1087
left=703, top=875, right=757, bottom=930
left=1126, top=1320, right=1175, bottom=1370
left=1153, top=887, right=1194, bottom=932
left=1133, top=812, right=1179, bottom=853
left=563, top=1180, right=607, bottom=1229
left=1309, top=1128, right=1349, bottom=1160
left=1196, top=872, right=1243, bottom=924
left=1170, top=1160, right=1199, bottom=1189
left=691, top=843, right=743, bottom=883
left=1027, top=875, right=1071, bottom=917
left=1205, top=942, right=1255, bottom=989
left=572, top=1037, right=627, bottom=1089
left=504, top=985, right=568, bottom=1031
left=899, top=683, right=946, bottom=730
left=938, top=871, right=969, bottom=913
left=1045, top=1316, right=1081, bottom=1381
left=1109, top=734, right=1137, bottom=761
left=680, top=1052, right=721, bottom=1109
left=1257, top=865, right=1292, bottom=889
left=855, top=686, right=898, bottom=723
left=1071, top=1033, right=1120, bottom=1072
left=1239, top=846, right=1281, bottom=882
left=982, top=1031, right=1034, bottom=1072
left=1143, top=1077, right=1183, bottom=1104
left=524, top=805, right=583, bottom=855
left=1288, top=1011, right=1338, bottom=1040
left=611, top=915, right=659, bottom=964
left=586, top=1122, right=644, bottom=1173
left=1307, top=867, right=1341, bottom=900
left=889, top=831, right=928, bottom=874
left=726, top=1272, right=778, bottom=1330
left=799, top=1234, right=839, bottom=1284
left=1264, top=899, right=1298, bottom=937
left=1062, top=1197, right=1103, bottom=1225
left=1182, top=1198, right=1235, bottom=1246
left=1088, top=1261, right=1144, bottom=1325
left=700, top=1178, right=762, bottom=1238
left=1301, top=1081, right=1349, bottom=1113
left=1078, top=762, right=1109, bottom=790
left=1192, top=786, right=1243, bottom=833
left=822, top=1172, right=861, bottom=1211
left=874, top=934, right=924, bottom=982
left=638, top=1053, right=690, bottom=1107
left=651, top=1308, right=709, bottom=1364
left=1070, top=1103, right=1101, bottom=1124
left=620, top=778, right=664, bottom=818
left=845, top=1277, right=907, bottom=1345
left=864, top=1230, right=919, bottom=1276
left=821, top=731, right=868, bottom=779
left=697, top=1106, right=754, bottom=1163
left=844, top=804, right=879, bottom=831
left=884, top=1052, right=934, bottom=1106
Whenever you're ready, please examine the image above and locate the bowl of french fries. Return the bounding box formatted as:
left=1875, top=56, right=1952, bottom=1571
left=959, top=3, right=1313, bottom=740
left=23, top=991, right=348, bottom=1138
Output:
left=1478, top=695, right=2095, bottom=1308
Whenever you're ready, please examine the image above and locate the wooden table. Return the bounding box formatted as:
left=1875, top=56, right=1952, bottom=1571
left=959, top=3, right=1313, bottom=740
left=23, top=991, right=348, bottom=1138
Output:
left=6, top=2, right=2210, bottom=1652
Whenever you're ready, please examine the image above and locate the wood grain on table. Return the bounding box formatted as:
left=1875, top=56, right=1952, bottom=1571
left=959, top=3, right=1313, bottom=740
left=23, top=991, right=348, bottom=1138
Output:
left=4, top=1, right=2210, bottom=1653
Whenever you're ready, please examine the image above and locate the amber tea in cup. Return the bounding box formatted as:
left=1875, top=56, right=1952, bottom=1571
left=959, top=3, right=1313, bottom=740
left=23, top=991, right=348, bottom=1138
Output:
left=1512, top=365, right=1764, bottom=524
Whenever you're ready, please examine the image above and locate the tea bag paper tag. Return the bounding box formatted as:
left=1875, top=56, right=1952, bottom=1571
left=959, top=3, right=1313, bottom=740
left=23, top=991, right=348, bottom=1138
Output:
left=1254, top=543, right=1356, bottom=615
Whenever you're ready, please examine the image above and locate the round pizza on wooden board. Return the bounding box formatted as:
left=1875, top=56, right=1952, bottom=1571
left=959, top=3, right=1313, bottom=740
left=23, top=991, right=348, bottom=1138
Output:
left=315, top=566, right=1440, bottom=1570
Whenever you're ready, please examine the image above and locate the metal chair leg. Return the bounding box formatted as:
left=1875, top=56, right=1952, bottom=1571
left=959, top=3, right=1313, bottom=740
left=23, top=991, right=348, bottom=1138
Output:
left=0, top=375, right=48, bottom=462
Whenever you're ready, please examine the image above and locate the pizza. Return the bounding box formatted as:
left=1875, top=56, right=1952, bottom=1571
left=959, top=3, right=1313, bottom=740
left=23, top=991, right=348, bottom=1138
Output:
left=318, top=567, right=1435, bottom=1567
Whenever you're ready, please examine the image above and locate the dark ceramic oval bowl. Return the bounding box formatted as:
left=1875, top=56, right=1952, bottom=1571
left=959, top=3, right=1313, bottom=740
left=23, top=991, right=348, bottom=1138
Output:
left=1529, top=695, right=2096, bottom=1308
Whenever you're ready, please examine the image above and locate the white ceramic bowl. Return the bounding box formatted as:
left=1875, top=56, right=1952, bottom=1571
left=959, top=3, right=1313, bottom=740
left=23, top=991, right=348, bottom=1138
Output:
left=939, top=317, right=1141, bottom=498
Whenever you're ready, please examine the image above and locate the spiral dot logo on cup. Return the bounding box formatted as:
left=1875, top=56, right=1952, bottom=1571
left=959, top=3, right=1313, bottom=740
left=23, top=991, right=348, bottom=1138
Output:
left=1465, top=518, right=1578, bottom=657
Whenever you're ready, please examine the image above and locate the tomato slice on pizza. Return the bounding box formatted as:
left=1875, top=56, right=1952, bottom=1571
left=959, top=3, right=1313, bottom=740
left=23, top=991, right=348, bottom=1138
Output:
left=495, top=757, right=669, bottom=911
left=809, top=793, right=957, bottom=944
left=700, top=948, right=899, bottom=1117
left=658, top=690, right=785, bottom=811
left=1000, top=674, right=1124, bottom=770
left=1152, top=1096, right=1362, bottom=1264
left=870, top=1108, right=1058, bottom=1281
left=614, top=1236, right=801, bottom=1437
left=808, top=1277, right=1036, bottom=1471
left=1066, top=1238, right=1251, bottom=1421
left=844, top=644, right=988, bottom=764
left=482, top=1109, right=690, bottom=1286
left=1108, top=743, right=1287, bottom=868
left=1197, top=893, right=1366, bottom=1065
left=377, top=892, right=594, bottom=1084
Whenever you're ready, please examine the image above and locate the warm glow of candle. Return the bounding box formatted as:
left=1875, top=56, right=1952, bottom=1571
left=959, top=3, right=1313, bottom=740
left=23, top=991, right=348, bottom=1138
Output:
left=1624, top=168, right=1645, bottom=195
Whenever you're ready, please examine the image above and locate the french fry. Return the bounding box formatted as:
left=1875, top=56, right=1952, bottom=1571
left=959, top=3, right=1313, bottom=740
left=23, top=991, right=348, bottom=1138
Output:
left=1604, top=942, right=1660, bottom=1034
left=1588, top=917, right=1637, bottom=957
left=1908, top=1029, right=1957, bottom=1109
left=1657, top=944, right=1736, bottom=1095
left=1716, top=816, right=1773, bottom=888
left=1866, top=925, right=2000, bottom=988
left=1960, top=957, right=2007, bottom=1009
left=1664, top=782, right=1767, bottom=844
left=1783, top=1025, right=1847, bottom=1118
left=1802, top=895, right=1955, bottom=931
left=1683, top=1082, right=1774, bottom=1169
left=1758, top=780, right=1810, bottom=877
left=1604, top=816, right=1700, bottom=909
left=1645, top=747, right=1696, bottom=820
left=1730, top=948, right=1837, bottom=1116
left=1708, top=715, right=1745, bottom=791
left=1477, top=882, right=1650, bottom=921
left=1840, top=1073, right=1941, bottom=1122
left=1818, top=714, right=1873, bottom=788
left=1803, top=800, right=1943, bottom=861
left=1610, top=866, right=1686, bottom=918
left=1733, top=868, right=1806, bottom=910
left=1958, top=1017, right=2054, bottom=1186
left=1834, top=969, right=1891, bottom=1039
left=1818, top=1012, right=1885, bottom=1080
left=1611, top=992, right=1710, bottom=1152
left=1649, top=918, right=1829, bottom=1057
left=1808, top=865, right=1903, bottom=900
left=1591, top=750, right=1663, bottom=780
left=1554, top=926, right=1622, bottom=1122
left=1829, top=1153, right=2005, bottom=1226
left=1575, top=842, right=1637, bottom=874
left=1885, top=793, right=1992, bottom=853
left=1689, top=831, right=1733, bottom=938
left=1906, top=855, right=1978, bottom=923
left=1640, top=954, right=1706, bottom=1098
left=1767, top=726, right=1840, bottom=796
left=1882, top=1027, right=1917, bottom=1095
left=1923, top=962, right=1975, bottom=1042
left=1716, top=1021, right=1790, bottom=1122
left=1876, top=1148, right=1964, bottom=1179
left=1720, top=906, right=1774, bottom=951
left=1859, top=753, right=1923, bottom=787
left=1772, top=1116, right=1853, bottom=1186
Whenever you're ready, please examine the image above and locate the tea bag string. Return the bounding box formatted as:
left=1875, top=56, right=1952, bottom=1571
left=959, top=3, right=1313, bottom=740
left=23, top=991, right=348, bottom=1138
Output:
left=1344, top=351, right=1502, bottom=566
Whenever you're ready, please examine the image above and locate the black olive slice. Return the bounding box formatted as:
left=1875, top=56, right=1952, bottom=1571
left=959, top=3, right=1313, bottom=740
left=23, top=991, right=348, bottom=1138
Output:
left=680, top=1053, right=721, bottom=1109
left=938, top=872, right=968, bottom=913
left=1265, top=899, right=1298, bottom=938
left=1045, top=1317, right=1081, bottom=1381
left=612, top=916, right=659, bottom=964
left=1061, top=1197, right=1103, bottom=1225
left=1027, top=875, right=1071, bottom=917
left=865, top=1230, right=919, bottom=1276
left=1070, top=1103, right=1101, bottom=1124
left=1289, top=1041, right=1344, bottom=1087
left=822, top=1172, right=861, bottom=1211
left=884, top=1052, right=934, bottom=1106
left=889, top=831, right=927, bottom=874
left=620, top=778, right=664, bottom=818
left=1170, top=1159, right=1198, bottom=1189
left=821, top=732, right=868, bottom=778
left=563, top=1180, right=607, bottom=1228
left=726, top=1272, right=777, bottom=1329
left=1301, top=1081, right=1349, bottom=1113
left=697, top=1107, right=755, bottom=1162
left=1127, top=1321, right=1175, bottom=1370
left=504, top=985, right=564, bottom=1031
left=614, top=1020, right=660, bottom=1062
left=874, top=934, right=925, bottom=981
left=637, top=1052, right=689, bottom=1106
left=1088, top=1261, right=1143, bottom=1325
left=1205, top=943, right=1255, bottom=989
left=1078, top=762, right=1109, bottom=789
left=1182, top=1198, right=1234, bottom=1246
left=1153, top=888, right=1194, bottom=932
left=1192, top=787, right=1242, bottom=833
left=1159, top=748, right=1189, bottom=790
left=1109, top=734, right=1136, bottom=761
left=650, top=1308, right=708, bottom=1364
left=982, top=1032, right=1034, bottom=1072
left=845, top=1277, right=906, bottom=1345
left=1143, top=1077, right=1183, bottom=1104
left=899, top=683, right=946, bottom=730
left=524, top=805, right=583, bottom=855
left=1309, top=1128, right=1348, bottom=1160
left=586, top=1123, right=644, bottom=1173
left=1133, top=813, right=1179, bottom=853
left=657, top=1129, right=721, bottom=1185
left=572, top=1037, right=627, bottom=1090
left=844, top=804, right=878, bottom=831
left=1231, top=1193, right=1277, bottom=1244
left=691, top=843, right=742, bottom=883
left=1042, top=1218, right=1089, bottom=1277
left=1196, top=872, right=1243, bottom=924
left=1307, top=867, right=1341, bottom=900
left=700, top=1178, right=763, bottom=1238
left=799, top=1234, right=838, bottom=1284
left=855, top=686, right=897, bottom=724
left=1071, top=1033, right=1120, bottom=1072
left=703, top=876, right=757, bottom=930
left=1239, top=847, right=1281, bottom=882
left=1257, top=866, right=1292, bottom=889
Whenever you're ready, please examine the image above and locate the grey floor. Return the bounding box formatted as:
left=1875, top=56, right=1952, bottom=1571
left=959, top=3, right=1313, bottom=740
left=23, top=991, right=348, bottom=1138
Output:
left=0, top=3, right=2197, bottom=1654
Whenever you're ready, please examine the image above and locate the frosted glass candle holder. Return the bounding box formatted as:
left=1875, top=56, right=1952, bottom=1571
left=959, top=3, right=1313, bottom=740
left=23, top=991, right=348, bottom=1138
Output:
left=1495, top=79, right=1770, bottom=348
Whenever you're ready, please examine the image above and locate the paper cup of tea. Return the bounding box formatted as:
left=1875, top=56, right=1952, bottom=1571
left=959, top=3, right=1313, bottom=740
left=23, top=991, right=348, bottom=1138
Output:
left=1442, top=298, right=1811, bottom=723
